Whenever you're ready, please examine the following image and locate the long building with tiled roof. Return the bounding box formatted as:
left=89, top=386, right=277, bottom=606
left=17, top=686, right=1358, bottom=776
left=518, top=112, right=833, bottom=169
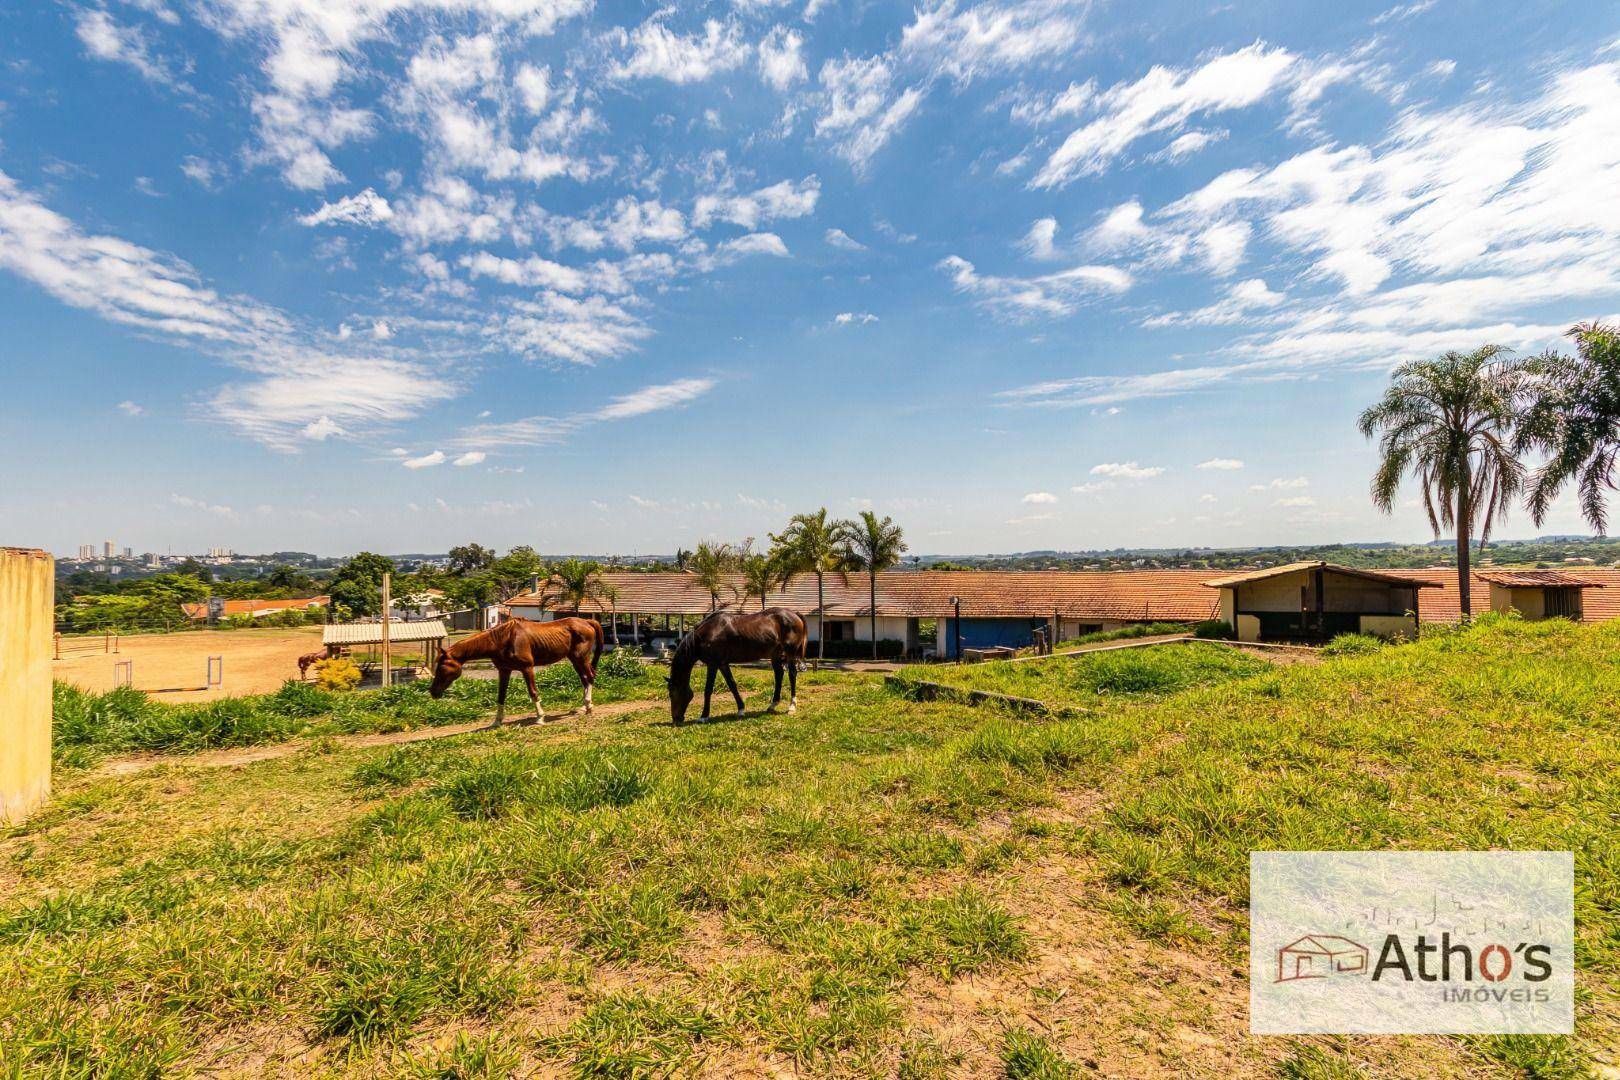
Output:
left=506, top=566, right=1620, bottom=653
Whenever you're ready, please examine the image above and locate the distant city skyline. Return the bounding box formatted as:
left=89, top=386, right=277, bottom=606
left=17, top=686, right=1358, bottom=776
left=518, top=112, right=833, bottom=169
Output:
left=3, top=2, right=1617, bottom=554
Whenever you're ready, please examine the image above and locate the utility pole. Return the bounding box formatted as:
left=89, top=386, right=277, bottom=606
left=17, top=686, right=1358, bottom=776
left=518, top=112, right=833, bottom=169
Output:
left=380, top=572, right=392, bottom=688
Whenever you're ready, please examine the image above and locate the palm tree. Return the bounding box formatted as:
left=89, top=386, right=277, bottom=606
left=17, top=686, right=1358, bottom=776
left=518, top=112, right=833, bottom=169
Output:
left=834, top=510, right=907, bottom=659
left=687, top=542, right=738, bottom=612
left=739, top=540, right=787, bottom=611
left=600, top=582, right=622, bottom=645
left=1359, top=346, right=1528, bottom=618
left=543, top=557, right=606, bottom=614
left=771, top=509, right=843, bottom=665
left=1519, top=322, right=1620, bottom=533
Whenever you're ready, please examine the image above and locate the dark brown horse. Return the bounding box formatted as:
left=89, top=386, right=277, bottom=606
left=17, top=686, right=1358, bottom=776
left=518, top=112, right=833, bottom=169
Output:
left=429, top=617, right=604, bottom=726
left=668, top=608, right=807, bottom=724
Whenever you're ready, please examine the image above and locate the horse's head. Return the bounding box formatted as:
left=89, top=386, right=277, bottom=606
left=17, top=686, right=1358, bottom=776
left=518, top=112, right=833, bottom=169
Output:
left=428, top=651, right=464, bottom=699
left=667, top=671, right=693, bottom=725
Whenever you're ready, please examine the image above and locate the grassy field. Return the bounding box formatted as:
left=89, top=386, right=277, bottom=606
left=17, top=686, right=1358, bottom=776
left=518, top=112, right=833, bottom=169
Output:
left=1, top=617, right=1616, bottom=1076
left=894, top=640, right=1272, bottom=706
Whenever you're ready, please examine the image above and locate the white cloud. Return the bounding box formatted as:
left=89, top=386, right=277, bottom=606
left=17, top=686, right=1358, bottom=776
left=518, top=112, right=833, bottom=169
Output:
left=402, top=450, right=446, bottom=469
left=718, top=232, right=790, bottom=259
left=1019, top=217, right=1059, bottom=259
left=1197, top=220, right=1250, bottom=275
left=834, top=311, right=877, bottom=325
left=759, top=26, right=807, bottom=89
left=1143, top=277, right=1285, bottom=327
left=458, top=251, right=588, bottom=293
left=491, top=291, right=652, bottom=365
left=1031, top=42, right=1298, bottom=187
left=1090, top=461, right=1165, bottom=479
left=455, top=377, right=714, bottom=448
left=75, top=9, right=187, bottom=90
left=816, top=55, right=924, bottom=171
left=1196, top=458, right=1244, bottom=470
left=901, top=0, right=1086, bottom=81
left=116, top=400, right=145, bottom=417
left=170, top=493, right=235, bottom=517
left=453, top=451, right=486, bottom=466
left=1150, top=128, right=1226, bottom=163
left=938, top=254, right=1131, bottom=319
left=1273, top=495, right=1316, bottom=508
left=611, top=18, right=750, bottom=83
left=1251, top=476, right=1309, bottom=490
left=300, top=188, right=393, bottom=227
left=371, top=320, right=393, bottom=341
left=180, top=156, right=223, bottom=189
left=693, top=177, right=819, bottom=230
left=824, top=227, right=867, bottom=251
left=1022, top=491, right=1058, bottom=504
left=302, top=416, right=343, bottom=440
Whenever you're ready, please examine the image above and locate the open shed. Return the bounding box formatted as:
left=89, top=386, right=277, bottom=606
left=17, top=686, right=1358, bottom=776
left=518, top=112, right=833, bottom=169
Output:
left=1204, top=562, right=1437, bottom=643
left=322, top=618, right=449, bottom=677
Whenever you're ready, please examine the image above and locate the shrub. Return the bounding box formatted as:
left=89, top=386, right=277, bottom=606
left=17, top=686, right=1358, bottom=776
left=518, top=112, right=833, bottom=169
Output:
left=315, top=657, right=363, bottom=691
left=1192, top=619, right=1234, bottom=640
left=596, top=647, right=644, bottom=680
left=1321, top=632, right=1384, bottom=657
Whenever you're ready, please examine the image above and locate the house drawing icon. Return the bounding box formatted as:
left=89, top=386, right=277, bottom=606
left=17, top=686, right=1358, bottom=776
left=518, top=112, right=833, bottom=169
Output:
left=1275, top=935, right=1370, bottom=983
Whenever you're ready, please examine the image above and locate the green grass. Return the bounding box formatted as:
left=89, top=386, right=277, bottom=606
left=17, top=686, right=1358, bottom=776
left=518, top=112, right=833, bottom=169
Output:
left=1, top=616, right=1615, bottom=1076
left=49, top=647, right=665, bottom=766
left=896, top=640, right=1271, bottom=706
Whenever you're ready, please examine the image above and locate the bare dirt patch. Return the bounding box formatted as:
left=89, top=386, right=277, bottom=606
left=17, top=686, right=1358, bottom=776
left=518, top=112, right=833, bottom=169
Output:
left=52, top=627, right=327, bottom=700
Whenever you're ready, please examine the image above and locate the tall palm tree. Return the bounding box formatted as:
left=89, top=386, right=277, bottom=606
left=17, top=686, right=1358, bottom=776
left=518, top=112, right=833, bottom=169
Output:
left=687, top=542, right=738, bottom=612
left=834, top=510, right=907, bottom=659
left=771, top=509, right=843, bottom=665
left=600, top=582, right=622, bottom=645
left=543, top=557, right=606, bottom=614
left=1359, top=346, right=1528, bottom=618
left=1519, top=322, right=1620, bottom=533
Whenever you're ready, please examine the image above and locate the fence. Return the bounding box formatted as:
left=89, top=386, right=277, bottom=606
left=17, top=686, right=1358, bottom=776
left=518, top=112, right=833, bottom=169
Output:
left=2, top=549, right=53, bottom=824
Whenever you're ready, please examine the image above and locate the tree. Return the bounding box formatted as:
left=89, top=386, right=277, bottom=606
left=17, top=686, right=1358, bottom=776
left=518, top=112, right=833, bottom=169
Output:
left=328, top=552, right=396, bottom=618
left=771, top=509, right=844, bottom=665
left=543, top=558, right=607, bottom=614
left=674, top=547, right=692, bottom=571
left=175, top=557, right=213, bottom=583
left=1519, top=322, right=1620, bottom=533
left=835, top=511, right=908, bottom=659
left=739, top=539, right=788, bottom=611
left=687, top=542, right=738, bottom=612
left=447, top=543, right=496, bottom=576
left=489, top=545, right=545, bottom=600
left=1359, top=346, right=1527, bottom=618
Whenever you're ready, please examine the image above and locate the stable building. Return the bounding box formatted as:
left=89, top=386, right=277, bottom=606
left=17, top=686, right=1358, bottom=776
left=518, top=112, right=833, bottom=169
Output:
left=1204, top=562, right=1436, bottom=643
left=1474, top=570, right=1604, bottom=621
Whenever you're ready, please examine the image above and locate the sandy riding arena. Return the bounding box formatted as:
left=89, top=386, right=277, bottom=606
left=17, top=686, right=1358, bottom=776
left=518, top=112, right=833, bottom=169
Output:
left=52, top=627, right=326, bottom=700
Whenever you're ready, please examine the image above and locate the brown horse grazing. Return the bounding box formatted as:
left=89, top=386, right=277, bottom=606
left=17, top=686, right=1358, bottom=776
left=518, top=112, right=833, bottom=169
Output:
left=429, top=617, right=604, bottom=726
left=668, top=608, right=807, bottom=724
left=298, top=646, right=349, bottom=679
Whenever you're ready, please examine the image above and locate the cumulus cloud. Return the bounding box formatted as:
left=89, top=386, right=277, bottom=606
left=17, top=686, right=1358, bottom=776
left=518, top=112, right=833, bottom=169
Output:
left=693, top=177, right=819, bottom=230
left=1090, top=461, right=1165, bottom=479
left=901, top=0, right=1086, bottom=81
left=75, top=8, right=189, bottom=90
left=938, top=254, right=1131, bottom=319
left=824, top=227, right=867, bottom=251
left=834, top=311, right=877, bottom=325
left=1022, top=491, right=1058, bottom=504
left=402, top=450, right=446, bottom=468
left=453, top=451, right=486, bottom=466
left=610, top=18, right=750, bottom=83
left=759, top=26, right=807, bottom=89
left=1196, top=458, right=1244, bottom=470
left=116, top=400, right=146, bottom=416
left=299, top=188, right=393, bottom=227
left=1019, top=217, right=1059, bottom=259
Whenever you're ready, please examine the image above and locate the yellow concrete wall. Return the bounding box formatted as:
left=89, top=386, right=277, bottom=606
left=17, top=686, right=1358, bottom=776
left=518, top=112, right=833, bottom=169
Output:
left=0, top=548, right=52, bottom=824
left=1510, top=588, right=1546, bottom=620
left=1359, top=614, right=1418, bottom=640
left=1218, top=588, right=1236, bottom=627
left=1236, top=572, right=1309, bottom=613
left=1236, top=614, right=1262, bottom=642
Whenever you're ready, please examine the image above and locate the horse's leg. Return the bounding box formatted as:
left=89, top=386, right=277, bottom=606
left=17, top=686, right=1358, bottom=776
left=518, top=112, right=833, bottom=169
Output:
left=769, top=660, right=783, bottom=711
left=702, top=663, right=718, bottom=719
left=720, top=664, right=744, bottom=715
left=492, top=669, right=510, bottom=728
left=787, top=654, right=798, bottom=714
left=570, top=654, right=593, bottom=714
left=523, top=667, right=543, bottom=723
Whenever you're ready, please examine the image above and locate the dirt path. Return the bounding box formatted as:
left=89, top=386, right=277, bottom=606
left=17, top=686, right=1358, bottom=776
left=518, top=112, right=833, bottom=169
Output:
left=93, top=696, right=668, bottom=776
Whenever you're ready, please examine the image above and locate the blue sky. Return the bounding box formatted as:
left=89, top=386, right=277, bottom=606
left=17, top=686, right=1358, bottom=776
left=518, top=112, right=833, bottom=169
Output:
left=2, top=0, right=1617, bottom=556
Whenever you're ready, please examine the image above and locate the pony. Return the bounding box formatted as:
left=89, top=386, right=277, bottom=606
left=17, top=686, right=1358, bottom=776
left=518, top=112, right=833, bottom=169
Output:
left=667, top=608, right=807, bottom=725
left=429, top=617, right=604, bottom=726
